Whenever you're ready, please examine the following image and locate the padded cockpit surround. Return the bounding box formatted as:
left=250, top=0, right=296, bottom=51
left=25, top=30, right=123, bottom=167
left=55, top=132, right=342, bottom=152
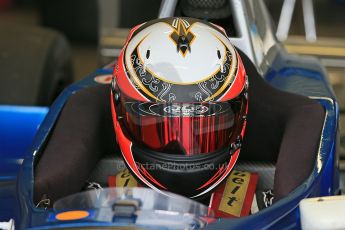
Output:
left=238, top=49, right=325, bottom=200
left=34, top=86, right=116, bottom=204
left=34, top=50, right=325, bottom=205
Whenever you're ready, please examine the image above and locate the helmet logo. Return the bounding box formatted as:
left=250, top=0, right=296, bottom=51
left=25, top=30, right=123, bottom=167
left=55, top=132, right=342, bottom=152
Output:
left=169, top=18, right=195, bottom=57
left=164, top=104, right=209, bottom=116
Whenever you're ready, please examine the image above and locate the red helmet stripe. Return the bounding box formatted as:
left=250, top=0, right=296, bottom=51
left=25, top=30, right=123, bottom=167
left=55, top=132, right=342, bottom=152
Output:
left=111, top=92, right=164, bottom=193
left=138, top=164, right=167, bottom=189
left=114, top=51, right=149, bottom=101
left=219, top=52, right=246, bottom=101
left=197, top=165, right=226, bottom=190
left=113, top=22, right=149, bottom=102
left=191, top=148, right=240, bottom=198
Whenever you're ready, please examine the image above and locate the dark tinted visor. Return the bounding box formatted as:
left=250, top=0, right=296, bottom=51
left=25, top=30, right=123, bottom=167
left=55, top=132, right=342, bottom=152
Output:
left=114, top=90, right=246, bottom=156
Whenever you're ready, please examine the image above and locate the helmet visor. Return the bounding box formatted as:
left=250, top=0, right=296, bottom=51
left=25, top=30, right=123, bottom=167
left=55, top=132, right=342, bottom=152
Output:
left=114, top=91, right=246, bottom=156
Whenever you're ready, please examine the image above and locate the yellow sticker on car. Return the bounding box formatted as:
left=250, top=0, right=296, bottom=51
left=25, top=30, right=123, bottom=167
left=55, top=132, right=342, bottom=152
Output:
left=115, top=169, right=139, bottom=187
left=216, top=170, right=256, bottom=217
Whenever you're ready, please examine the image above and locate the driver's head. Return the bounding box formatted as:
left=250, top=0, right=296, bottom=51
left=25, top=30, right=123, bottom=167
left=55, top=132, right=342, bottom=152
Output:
left=111, top=17, right=248, bottom=198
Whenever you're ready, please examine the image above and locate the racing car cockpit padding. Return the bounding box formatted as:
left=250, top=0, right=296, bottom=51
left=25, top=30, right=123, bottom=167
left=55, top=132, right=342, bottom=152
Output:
left=34, top=49, right=325, bottom=207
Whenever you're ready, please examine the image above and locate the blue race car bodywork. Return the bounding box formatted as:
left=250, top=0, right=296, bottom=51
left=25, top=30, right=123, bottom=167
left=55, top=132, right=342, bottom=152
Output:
left=0, top=106, right=48, bottom=222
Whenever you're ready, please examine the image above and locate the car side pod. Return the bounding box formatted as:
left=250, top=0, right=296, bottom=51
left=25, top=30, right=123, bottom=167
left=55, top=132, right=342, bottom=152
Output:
left=300, top=195, right=345, bottom=229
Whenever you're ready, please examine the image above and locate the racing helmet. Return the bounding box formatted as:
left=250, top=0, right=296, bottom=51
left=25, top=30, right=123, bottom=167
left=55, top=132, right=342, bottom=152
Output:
left=111, top=18, right=248, bottom=198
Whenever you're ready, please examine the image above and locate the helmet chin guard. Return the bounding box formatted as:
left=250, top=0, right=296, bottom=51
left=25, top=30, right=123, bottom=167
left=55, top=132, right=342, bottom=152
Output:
left=111, top=17, right=248, bottom=198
